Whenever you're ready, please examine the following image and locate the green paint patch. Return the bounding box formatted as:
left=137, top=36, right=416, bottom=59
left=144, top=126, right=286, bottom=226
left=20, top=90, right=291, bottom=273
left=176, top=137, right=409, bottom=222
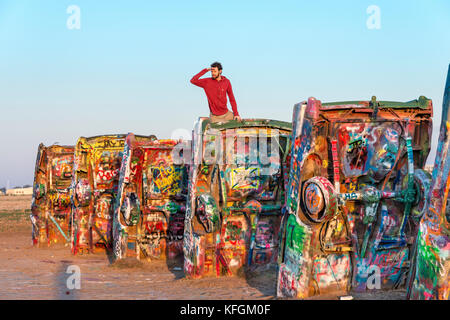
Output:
left=416, top=234, right=440, bottom=286
left=286, top=215, right=307, bottom=254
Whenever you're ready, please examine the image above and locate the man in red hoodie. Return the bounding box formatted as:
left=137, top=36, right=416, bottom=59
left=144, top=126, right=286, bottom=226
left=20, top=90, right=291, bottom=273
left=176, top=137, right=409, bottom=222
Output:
left=190, top=62, right=241, bottom=123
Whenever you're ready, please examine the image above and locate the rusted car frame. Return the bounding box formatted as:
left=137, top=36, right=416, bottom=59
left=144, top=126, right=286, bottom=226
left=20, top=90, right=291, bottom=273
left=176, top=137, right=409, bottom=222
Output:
left=183, top=118, right=292, bottom=278
left=112, top=133, right=189, bottom=262
left=70, top=134, right=127, bottom=255
left=31, top=144, right=74, bottom=246
left=277, top=96, right=433, bottom=298
left=407, top=66, right=450, bottom=300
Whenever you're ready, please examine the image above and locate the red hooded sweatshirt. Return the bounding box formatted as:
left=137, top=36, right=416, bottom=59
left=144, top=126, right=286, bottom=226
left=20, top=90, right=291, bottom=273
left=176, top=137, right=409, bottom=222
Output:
left=190, top=68, right=240, bottom=117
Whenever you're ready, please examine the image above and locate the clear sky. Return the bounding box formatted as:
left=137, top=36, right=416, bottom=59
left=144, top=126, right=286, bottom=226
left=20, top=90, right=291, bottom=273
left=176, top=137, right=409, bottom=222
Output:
left=0, top=0, right=449, bottom=187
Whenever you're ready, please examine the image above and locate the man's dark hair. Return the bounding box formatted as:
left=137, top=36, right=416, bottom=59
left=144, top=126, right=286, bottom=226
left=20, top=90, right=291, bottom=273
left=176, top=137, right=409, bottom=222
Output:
left=211, top=62, right=222, bottom=70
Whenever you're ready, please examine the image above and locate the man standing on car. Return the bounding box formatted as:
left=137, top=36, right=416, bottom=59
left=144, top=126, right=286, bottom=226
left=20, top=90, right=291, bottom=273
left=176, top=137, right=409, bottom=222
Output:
left=190, top=62, right=241, bottom=123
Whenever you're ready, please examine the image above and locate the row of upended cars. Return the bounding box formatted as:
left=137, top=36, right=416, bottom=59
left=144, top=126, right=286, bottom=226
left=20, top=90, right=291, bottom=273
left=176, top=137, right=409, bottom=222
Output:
left=31, top=67, right=450, bottom=300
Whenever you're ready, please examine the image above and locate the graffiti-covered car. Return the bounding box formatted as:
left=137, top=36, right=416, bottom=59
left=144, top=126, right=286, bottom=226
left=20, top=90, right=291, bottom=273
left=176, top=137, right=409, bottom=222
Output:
left=31, top=144, right=74, bottom=246
left=407, top=66, right=450, bottom=300
left=70, top=134, right=126, bottom=255
left=113, top=133, right=189, bottom=262
left=277, top=96, right=433, bottom=298
left=183, top=118, right=292, bottom=278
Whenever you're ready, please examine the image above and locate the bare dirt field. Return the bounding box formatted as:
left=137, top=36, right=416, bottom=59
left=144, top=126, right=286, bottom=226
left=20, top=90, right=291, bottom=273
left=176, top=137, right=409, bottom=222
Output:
left=0, top=195, right=406, bottom=300
left=0, top=195, right=32, bottom=211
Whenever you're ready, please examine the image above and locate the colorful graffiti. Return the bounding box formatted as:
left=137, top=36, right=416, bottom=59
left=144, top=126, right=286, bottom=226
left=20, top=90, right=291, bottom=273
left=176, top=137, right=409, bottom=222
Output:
left=70, top=135, right=126, bottom=254
left=26, top=72, right=448, bottom=300
left=277, top=96, right=433, bottom=298
left=31, top=144, right=74, bottom=246
left=407, top=65, right=450, bottom=300
left=113, top=133, right=189, bottom=262
left=183, top=118, right=292, bottom=278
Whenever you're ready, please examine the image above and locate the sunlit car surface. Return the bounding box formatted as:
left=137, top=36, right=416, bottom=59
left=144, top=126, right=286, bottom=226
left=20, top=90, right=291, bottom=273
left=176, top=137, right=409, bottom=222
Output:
left=113, top=133, right=189, bottom=262
left=31, top=144, right=74, bottom=246
left=71, top=135, right=126, bottom=255
left=277, top=96, right=433, bottom=298
left=407, top=67, right=450, bottom=300
left=183, top=118, right=292, bottom=278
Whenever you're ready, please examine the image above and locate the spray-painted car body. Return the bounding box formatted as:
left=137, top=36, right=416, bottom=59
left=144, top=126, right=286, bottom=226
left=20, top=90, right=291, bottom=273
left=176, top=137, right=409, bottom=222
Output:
left=113, top=133, right=189, bottom=262
left=408, top=67, right=450, bottom=300
left=277, top=96, right=433, bottom=298
left=70, top=135, right=126, bottom=254
left=183, top=118, right=292, bottom=278
left=31, top=144, right=74, bottom=246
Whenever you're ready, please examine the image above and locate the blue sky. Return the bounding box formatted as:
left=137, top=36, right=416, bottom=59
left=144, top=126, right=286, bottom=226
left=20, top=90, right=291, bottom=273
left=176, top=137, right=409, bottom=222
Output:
left=0, top=0, right=449, bottom=187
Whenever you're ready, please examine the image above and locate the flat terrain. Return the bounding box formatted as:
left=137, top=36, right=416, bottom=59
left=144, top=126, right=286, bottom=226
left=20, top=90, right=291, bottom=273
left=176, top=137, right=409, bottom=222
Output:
left=0, top=195, right=406, bottom=300
left=0, top=195, right=31, bottom=233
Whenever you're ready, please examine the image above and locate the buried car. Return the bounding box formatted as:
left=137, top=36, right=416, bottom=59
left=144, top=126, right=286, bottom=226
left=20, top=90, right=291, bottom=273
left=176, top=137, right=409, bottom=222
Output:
left=31, top=144, right=74, bottom=246
left=277, top=96, right=433, bottom=298
left=183, top=118, right=292, bottom=278
left=70, top=134, right=127, bottom=255
left=407, top=66, right=450, bottom=300
left=112, top=133, right=189, bottom=262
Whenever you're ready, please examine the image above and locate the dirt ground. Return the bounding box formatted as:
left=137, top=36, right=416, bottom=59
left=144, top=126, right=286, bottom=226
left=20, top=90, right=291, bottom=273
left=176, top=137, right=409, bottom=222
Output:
left=0, top=195, right=32, bottom=211
left=0, top=195, right=406, bottom=300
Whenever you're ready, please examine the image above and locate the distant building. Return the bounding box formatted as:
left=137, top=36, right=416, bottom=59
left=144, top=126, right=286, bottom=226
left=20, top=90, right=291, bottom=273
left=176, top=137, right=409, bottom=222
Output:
left=6, top=187, right=33, bottom=196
